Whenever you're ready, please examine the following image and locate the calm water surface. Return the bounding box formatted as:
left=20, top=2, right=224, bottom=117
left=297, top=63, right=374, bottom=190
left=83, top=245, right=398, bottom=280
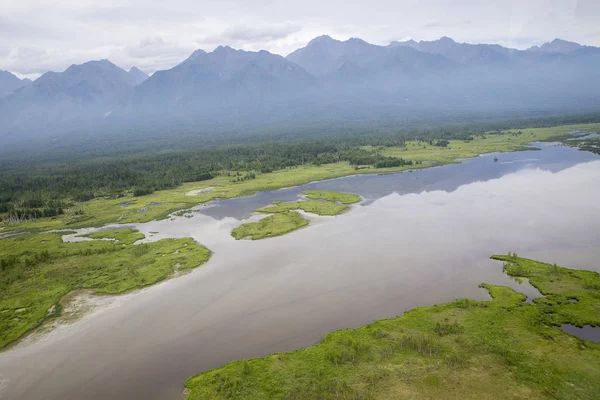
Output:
left=560, top=324, right=600, bottom=342
left=0, top=143, right=599, bottom=400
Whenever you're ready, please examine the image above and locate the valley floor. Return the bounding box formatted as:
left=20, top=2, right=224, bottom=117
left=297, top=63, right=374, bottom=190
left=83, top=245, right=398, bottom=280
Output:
left=0, top=122, right=598, bottom=350
left=0, top=123, right=598, bottom=399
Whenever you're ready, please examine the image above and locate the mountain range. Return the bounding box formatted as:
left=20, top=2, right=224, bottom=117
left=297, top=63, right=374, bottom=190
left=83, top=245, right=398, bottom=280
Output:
left=1, top=36, right=599, bottom=141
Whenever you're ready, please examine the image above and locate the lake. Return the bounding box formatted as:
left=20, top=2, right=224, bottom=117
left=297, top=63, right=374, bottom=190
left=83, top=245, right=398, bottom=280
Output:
left=0, top=142, right=599, bottom=400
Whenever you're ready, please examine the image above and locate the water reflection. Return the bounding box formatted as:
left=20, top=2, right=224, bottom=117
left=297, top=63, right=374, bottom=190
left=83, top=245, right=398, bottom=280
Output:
left=0, top=148, right=599, bottom=400
left=198, top=142, right=598, bottom=220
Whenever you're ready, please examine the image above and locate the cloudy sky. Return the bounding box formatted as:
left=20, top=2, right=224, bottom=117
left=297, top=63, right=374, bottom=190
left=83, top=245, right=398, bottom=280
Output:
left=2, top=0, right=600, bottom=79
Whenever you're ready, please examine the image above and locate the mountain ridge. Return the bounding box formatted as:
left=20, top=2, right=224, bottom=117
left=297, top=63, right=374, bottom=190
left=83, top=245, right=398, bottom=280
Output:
left=128, top=66, right=149, bottom=85
left=0, top=36, right=599, bottom=141
left=0, top=70, right=31, bottom=98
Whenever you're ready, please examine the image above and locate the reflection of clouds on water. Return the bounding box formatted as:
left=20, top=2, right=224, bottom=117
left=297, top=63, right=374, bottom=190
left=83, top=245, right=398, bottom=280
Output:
left=566, top=133, right=600, bottom=141
left=368, top=162, right=600, bottom=262
left=199, top=143, right=599, bottom=219
left=497, top=158, right=539, bottom=164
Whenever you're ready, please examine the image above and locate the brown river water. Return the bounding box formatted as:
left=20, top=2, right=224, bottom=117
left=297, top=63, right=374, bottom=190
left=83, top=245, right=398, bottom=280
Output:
left=0, top=144, right=599, bottom=400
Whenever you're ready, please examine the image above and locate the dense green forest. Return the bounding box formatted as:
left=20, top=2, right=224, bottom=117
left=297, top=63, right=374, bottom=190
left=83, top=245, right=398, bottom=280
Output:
left=1, top=112, right=599, bottom=222
left=0, top=142, right=416, bottom=221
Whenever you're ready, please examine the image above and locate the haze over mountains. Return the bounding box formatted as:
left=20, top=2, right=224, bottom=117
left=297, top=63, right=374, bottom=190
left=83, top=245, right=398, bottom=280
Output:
left=1, top=36, right=599, bottom=143
left=0, top=71, right=31, bottom=98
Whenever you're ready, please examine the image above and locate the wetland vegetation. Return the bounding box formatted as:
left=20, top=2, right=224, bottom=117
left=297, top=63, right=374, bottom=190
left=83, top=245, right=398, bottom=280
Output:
left=0, top=228, right=211, bottom=348
left=233, top=190, right=359, bottom=240
left=231, top=212, right=309, bottom=240
left=256, top=200, right=349, bottom=216
left=303, top=190, right=362, bottom=205
left=185, top=256, right=600, bottom=400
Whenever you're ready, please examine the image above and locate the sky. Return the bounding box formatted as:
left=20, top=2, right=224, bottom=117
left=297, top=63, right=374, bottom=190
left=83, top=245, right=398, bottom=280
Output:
left=1, top=0, right=600, bottom=79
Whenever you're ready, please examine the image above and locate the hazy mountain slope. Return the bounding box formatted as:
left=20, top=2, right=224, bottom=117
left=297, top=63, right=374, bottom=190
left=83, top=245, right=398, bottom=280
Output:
left=286, top=35, right=458, bottom=101
left=128, top=66, right=149, bottom=85
left=528, top=38, right=582, bottom=53
left=0, top=71, right=30, bottom=97
left=387, top=36, right=512, bottom=64
left=286, top=35, right=385, bottom=76
left=0, top=60, right=138, bottom=132
left=130, top=46, right=314, bottom=117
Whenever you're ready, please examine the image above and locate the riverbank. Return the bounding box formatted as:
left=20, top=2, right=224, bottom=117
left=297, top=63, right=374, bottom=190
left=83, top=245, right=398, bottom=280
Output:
left=0, top=228, right=211, bottom=349
left=185, top=256, right=600, bottom=399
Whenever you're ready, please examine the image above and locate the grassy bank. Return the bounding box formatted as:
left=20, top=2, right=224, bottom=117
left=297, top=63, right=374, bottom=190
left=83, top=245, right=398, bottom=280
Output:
left=185, top=256, right=600, bottom=399
left=375, top=124, right=599, bottom=163
left=2, top=123, right=596, bottom=234
left=0, top=228, right=211, bottom=348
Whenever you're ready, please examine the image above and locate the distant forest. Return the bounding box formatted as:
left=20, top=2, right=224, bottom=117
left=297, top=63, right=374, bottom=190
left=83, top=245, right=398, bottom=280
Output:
left=1, top=112, right=599, bottom=222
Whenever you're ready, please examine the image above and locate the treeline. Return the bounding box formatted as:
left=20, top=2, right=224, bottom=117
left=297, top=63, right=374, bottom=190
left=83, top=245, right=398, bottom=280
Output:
left=0, top=198, right=68, bottom=222
left=0, top=136, right=433, bottom=220
left=0, top=141, right=411, bottom=206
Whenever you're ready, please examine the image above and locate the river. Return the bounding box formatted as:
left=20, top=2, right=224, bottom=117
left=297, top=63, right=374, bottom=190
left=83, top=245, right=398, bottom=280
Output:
left=0, top=142, right=599, bottom=400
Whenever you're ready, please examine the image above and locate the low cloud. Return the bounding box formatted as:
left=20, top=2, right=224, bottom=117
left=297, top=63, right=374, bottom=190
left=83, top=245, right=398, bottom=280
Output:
left=75, top=5, right=201, bottom=24
left=485, top=36, right=545, bottom=49
left=197, top=22, right=303, bottom=50
left=120, top=37, right=197, bottom=72
left=1, top=47, right=53, bottom=75
left=126, top=37, right=194, bottom=59
left=221, top=23, right=302, bottom=41
left=421, top=19, right=472, bottom=30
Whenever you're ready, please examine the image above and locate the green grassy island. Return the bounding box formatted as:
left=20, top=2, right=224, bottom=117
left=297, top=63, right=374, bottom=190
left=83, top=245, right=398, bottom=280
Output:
left=185, top=256, right=600, bottom=399
left=0, top=228, right=211, bottom=348
left=231, top=212, right=309, bottom=240
left=256, top=200, right=348, bottom=216
left=233, top=190, right=359, bottom=240
left=303, top=190, right=362, bottom=205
